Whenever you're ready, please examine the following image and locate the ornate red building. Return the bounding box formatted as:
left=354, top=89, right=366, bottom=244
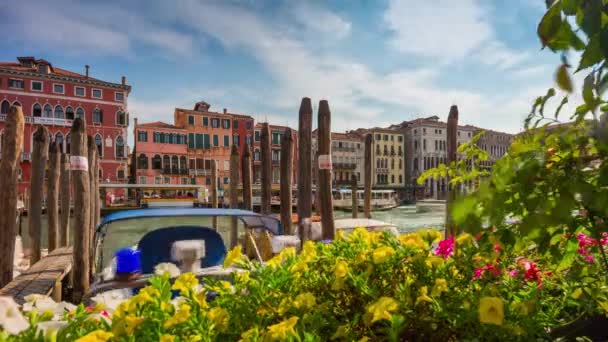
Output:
left=0, top=57, right=130, bottom=197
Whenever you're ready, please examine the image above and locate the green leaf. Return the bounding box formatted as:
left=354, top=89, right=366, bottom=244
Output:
left=556, top=64, right=574, bottom=92
left=581, top=0, right=602, bottom=37
left=538, top=3, right=563, bottom=47
left=540, top=88, right=556, bottom=115
left=555, top=96, right=569, bottom=119
left=557, top=239, right=579, bottom=271
left=582, top=73, right=596, bottom=108
left=562, top=0, right=581, bottom=15
left=600, top=25, right=608, bottom=60
left=547, top=20, right=586, bottom=51
left=577, top=34, right=603, bottom=72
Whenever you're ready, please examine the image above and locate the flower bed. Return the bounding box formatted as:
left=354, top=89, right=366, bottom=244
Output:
left=1, top=227, right=606, bottom=341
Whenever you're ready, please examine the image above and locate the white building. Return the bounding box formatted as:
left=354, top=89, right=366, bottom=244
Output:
left=312, top=131, right=365, bottom=187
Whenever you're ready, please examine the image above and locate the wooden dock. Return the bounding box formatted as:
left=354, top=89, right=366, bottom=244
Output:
left=0, top=246, right=72, bottom=304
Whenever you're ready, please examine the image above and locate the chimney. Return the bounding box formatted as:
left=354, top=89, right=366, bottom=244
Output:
left=223, top=108, right=227, bottom=114
left=121, top=76, right=126, bottom=85
left=85, top=65, right=90, bottom=78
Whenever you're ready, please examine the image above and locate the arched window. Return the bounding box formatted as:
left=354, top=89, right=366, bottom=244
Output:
left=43, top=104, right=53, bottom=118
left=153, top=132, right=161, bottom=143
left=115, top=136, right=124, bottom=158
left=54, top=105, right=64, bottom=119
left=138, top=154, right=148, bottom=169
left=180, top=156, right=187, bottom=171
left=171, top=133, right=177, bottom=144
left=32, top=103, right=42, bottom=117
left=93, top=108, right=102, bottom=123
left=76, top=107, right=84, bottom=120
left=55, top=132, right=64, bottom=152
left=65, top=106, right=74, bottom=120
left=116, top=111, right=126, bottom=126
left=65, top=134, right=71, bottom=154
left=94, top=134, right=103, bottom=156
left=12, top=101, right=21, bottom=107
left=172, top=156, right=179, bottom=172
left=152, top=155, right=162, bottom=169
left=0, top=101, right=10, bottom=114
left=163, top=155, right=170, bottom=170
left=254, top=149, right=260, bottom=161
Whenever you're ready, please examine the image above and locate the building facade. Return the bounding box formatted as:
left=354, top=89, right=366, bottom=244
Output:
left=231, top=114, right=254, bottom=155
left=311, top=132, right=365, bottom=187
left=133, top=119, right=189, bottom=185
left=253, top=123, right=298, bottom=185
left=475, top=128, right=514, bottom=171
left=0, top=56, right=130, bottom=197
left=369, top=128, right=405, bottom=188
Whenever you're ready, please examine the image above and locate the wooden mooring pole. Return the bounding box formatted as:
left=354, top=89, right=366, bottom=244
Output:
left=260, top=123, right=272, bottom=215
left=317, top=100, right=335, bottom=240
left=211, top=160, right=218, bottom=230
left=47, top=142, right=60, bottom=252
left=242, top=145, right=253, bottom=211
left=229, top=145, right=240, bottom=248
left=445, top=105, right=459, bottom=238
left=364, top=134, right=372, bottom=218
left=0, top=105, right=24, bottom=287
left=70, top=118, right=90, bottom=302
left=87, top=137, right=98, bottom=271
left=29, top=126, right=49, bottom=264
left=280, top=129, right=294, bottom=234
left=59, top=152, right=70, bottom=247
left=94, top=156, right=100, bottom=231
left=297, top=98, right=313, bottom=242
left=351, top=175, right=358, bottom=218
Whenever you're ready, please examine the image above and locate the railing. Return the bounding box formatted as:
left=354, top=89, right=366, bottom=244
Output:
left=189, top=169, right=212, bottom=176
left=334, top=147, right=356, bottom=152
left=334, top=162, right=357, bottom=170
left=32, top=117, right=74, bottom=126
left=376, top=168, right=389, bottom=174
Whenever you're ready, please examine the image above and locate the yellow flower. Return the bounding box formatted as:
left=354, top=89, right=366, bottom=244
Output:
left=366, top=297, right=399, bottom=323
left=240, top=327, right=260, bottom=342
left=293, top=292, right=316, bottom=309
left=195, top=290, right=208, bottom=308
left=511, top=301, right=534, bottom=316
left=124, top=316, right=145, bottom=335
left=75, top=330, right=113, bottom=342
left=224, top=245, right=244, bottom=268
left=207, top=307, right=230, bottom=331
left=289, top=260, right=309, bottom=274
left=331, top=325, right=349, bottom=340
left=279, top=247, right=296, bottom=259
left=355, top=251, right=368, bottom=264
left=334, top=260, right=349, bottom=278
left=399, top=233, right=426, bottom=249
left=128, top=292, right=153, bottom=311
left=113, top=301, right=130, bottom=319
left=236, top=270, right=251, bottom=283
left=160, top=334, right=176, bottom=342
left=358, top=337, right=370, bottom=342
left=372, top=246, right=395, bottom=264
left=277, top=298, right=291, bottom=316
left=332, top=278, right=345, bottom=291
left=417, top=229, right=443, bottom=244
left=265, top=316, right=298, bottom=341
left=425, top=256, right=444, bottom=268
left=416, top=286, right=433, bottom=305
left=164, top=304, right=191, bottom=328
left=455, top=233, right=474, bottom=246
left=431, top=278, right=448, bottom=297
left=266, top=254, right=284, bottom=268
left=479, top=297, right=504, bottom=326
left=350, top=227, right=371, bottom=244
left=301, top=241, right=317, bottom=262
left=187, top=335, right=202, bottom=342
left=172, top=273, right=199, bottom=295
left=336, top=229, right=345, bottom=240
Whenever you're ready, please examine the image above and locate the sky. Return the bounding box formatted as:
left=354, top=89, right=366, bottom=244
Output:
left=0, top=0, right=587, bottom=144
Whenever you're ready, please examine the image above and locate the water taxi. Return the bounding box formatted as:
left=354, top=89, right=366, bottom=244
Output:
left=331, top=189, right=399, bottom=211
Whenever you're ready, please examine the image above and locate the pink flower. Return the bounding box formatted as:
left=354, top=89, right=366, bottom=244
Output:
left=524, top=262, right=543, bottom=286
left=435, top=237, right=454, bottom=259
left=101, top=310, right=110, bottom=318
left=509, top=269, right=518, bottom=278
left=474, top=268, right=484, bottom=279
left=494, top=244, right=501, bottom=253
left=585, top=255, right=595, bottom=263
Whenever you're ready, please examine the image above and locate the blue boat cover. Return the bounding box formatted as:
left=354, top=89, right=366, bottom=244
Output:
left=137, top=225, right=227, bottom=274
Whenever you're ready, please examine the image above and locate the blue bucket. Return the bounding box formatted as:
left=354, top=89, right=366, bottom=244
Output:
left=115, top=248, right=142, bottom=274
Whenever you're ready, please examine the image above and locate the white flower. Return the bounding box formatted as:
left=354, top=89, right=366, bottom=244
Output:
left=91, top=290, right=130, bottom=314
left=154, top=262, right=181, bottom=277
left=0, top=296, right=29, bottom=335
left=36, top=321, right=67, bottom=336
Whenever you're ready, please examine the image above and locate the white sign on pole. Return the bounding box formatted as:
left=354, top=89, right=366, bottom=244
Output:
left=318, top=154, right=332, bottom=170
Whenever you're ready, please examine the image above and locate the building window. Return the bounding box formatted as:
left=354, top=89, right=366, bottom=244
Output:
left=213, top=134, right=219, bottom=147
left=165, top=176, right=171, bottom=184
left=188, top=115, right=195, bottom=125
left=93, top=109, right=102, bottom=123
left=116, top=136, right=125, bottom=158
left=180, top=156, right=187, bottom=171
left=155, top=176, right=162, bottom=184
left=233, top=134, right=240, bottom=146
left=188, top=133, right=194, bottom=148
left=31, top=81, right=43, bottom=92
left=224, top=135, right=229, bottom=147
left=65, top=106, right=74, bottom=120
left=8, top=79, right=24, bottom=89
left=221, top=119, right=230, bottom=129
left=0, top=101, right=10, bottom=114
left=398, top=136, right=403, bottom=142
left=92, top=89, right=102, bottom=98
left=224, top=177, right=229, bottom=185
left=163, top=155, right=170, bottom=169
left=75, top=87, right=85, bottom=97
left=117, top=111, right=126, bottom=126
left=399, top=175, right=403, bottom=183
left=233, top=120, right=239, bottom=129
left=254, top=149, right=260, bottom=161
left=211, top=118, right=219, bottom=128
left=246, top=121, right=252, bottom=130
left=254, top=131, right=260, bottom=141
left=153, top=132, right=160, bottom=143
left=76, top=107, right=84, bottom=119
left=94, top=135, right=103, bottom=156
left=32, top=103, right=42, bottom=117
left=137, top=131, right=148, bottom=142
left=139, top=176, right=147, bottom=184
left=245, top=135, right=252, bottom=146
left=423, top=139, right=427, bottom=151
left=272, top=150, right=279, bottom=161
left=115, top=92, right=124, bottom=102
left=272, top=133, right=281, bottom=145
left=195, top=134, right=203, bottom=149
left=54, top=105, right=64, bottom=119
left=117, top=169, right=125, bottom=180
left=181, top=177, right=188, bottom=185
left=55, top=132, right=64, bottom=151
left=152, top=155, right=162, bottom=169
left=53, top=84, right=64, bottom=94
left=203, top=117, right=209, bottom=126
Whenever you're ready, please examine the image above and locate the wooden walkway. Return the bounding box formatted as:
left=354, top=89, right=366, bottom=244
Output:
left=0, top=246, right=72, bottom=304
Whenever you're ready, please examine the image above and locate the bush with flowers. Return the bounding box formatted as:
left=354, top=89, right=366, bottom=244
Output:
left=2, top=226, right=608, bottom=341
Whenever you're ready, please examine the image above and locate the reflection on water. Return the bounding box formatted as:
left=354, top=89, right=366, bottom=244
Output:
left=20, top=206, right=445, bottom=250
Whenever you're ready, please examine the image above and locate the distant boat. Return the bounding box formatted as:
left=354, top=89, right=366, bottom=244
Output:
left=415, top=199, right=446, bottom=213
left=331, top=189, right=399, bottom=211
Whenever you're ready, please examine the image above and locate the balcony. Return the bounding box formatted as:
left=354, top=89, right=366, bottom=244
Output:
left=189, top=169, right=212, bottom=176
left=272, top=159, right=280, bottom=165
left=334, top=162, right=357, bottom=170
left=376, top=168, right=389, bottom=174
left=32, top=117, right=74, bottom=127
left=334, top=146, right=356, bottom=152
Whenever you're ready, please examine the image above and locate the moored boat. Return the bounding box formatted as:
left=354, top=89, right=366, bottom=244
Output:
left=331, top=189, right=399, bottom=211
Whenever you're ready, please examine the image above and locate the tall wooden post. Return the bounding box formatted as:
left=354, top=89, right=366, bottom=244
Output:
left=59, top=153, right=70, bottom=247
left=94, top=157, right=100, bottom=230
left=445, top=105, right=459, bottom=238
left=314, top=151, right=322, bottom=217
left=47, top=142, right=60, bottom=252
left=297, top=98, right=313, bottom=241
left=260, top=123, right=272, bottom=215
left=0, top=105, right=24, bottom=287
left=280, top=129, right=294, bottom=234
left=211, top=160, right=218, bottom=230
left=70, top=118, right=90, bottom=302
left=317, top=100, right=335, bottom=240
left=29, top=126, right=49, bottom=264
left=229, top=145, right=240, bottom=248
left=242, top=145, right=253, bottom=211
left=351, top=175, right=358, bottom=218
left=87, top=137, right=97, bottom=271
left=364, top=134, right=372, bottom=218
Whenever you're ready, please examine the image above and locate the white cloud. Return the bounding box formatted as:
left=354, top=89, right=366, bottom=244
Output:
left=290, top=3, right=351, bottom=39
left=475, top=41, right=529, bottom=70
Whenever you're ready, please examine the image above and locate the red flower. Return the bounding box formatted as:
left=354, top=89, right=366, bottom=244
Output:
left=435, top=237, right=455, bottom=259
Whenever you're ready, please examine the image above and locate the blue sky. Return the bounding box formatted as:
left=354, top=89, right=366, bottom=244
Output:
left=0, top=0, right=585, bottom=144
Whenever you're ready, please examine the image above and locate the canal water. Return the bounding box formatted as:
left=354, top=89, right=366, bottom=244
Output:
left=19, top=205, right=445, bottom=250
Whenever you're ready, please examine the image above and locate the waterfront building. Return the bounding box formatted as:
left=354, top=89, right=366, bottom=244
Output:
left=0, top=56, right=130, bottom=197
left=368, top=128, right=405, bottom=189
left=252, top=123, right=298, bottom=184
left=475, top=128, right=514, bottom=171
left=311, top=131, right=365, bottom=187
